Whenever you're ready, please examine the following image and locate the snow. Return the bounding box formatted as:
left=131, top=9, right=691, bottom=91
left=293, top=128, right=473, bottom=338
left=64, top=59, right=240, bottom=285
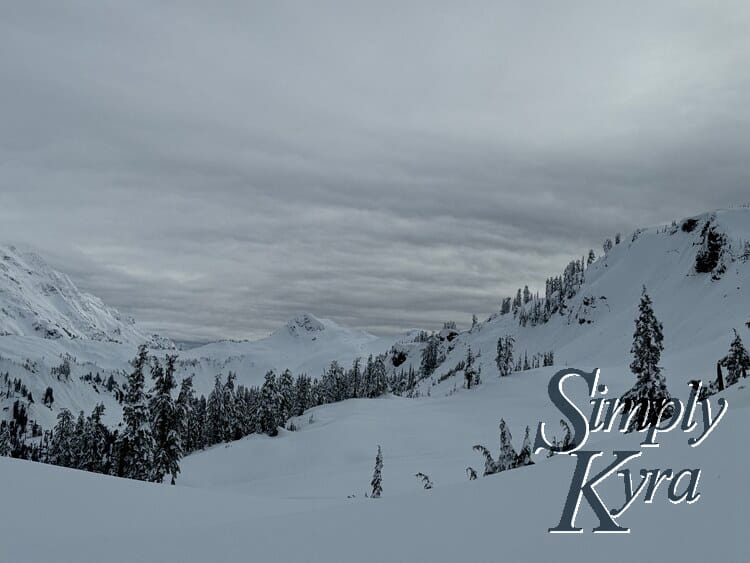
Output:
left=1, top=380, right=748, bottom=562
left=1, top=207, right=749, bottom=561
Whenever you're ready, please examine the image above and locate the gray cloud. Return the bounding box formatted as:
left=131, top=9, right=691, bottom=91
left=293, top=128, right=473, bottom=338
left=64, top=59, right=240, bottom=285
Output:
left=1, top=1, right=749, bottom=341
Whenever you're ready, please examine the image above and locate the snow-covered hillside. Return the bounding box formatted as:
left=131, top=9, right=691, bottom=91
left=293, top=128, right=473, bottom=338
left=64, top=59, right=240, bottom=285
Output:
left=0, top=245, right=155, bottom=344
left=408, top=208, right=750, bottom=399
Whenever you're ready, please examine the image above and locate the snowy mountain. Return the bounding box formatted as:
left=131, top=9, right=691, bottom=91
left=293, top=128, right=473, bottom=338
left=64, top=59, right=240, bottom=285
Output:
left=0, top=245, right=155, bottom=345
left=177, top=312, right=388, bottom=394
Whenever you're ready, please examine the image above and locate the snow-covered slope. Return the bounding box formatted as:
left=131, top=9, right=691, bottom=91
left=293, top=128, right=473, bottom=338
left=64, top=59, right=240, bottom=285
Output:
left=411, top=208, right=750, bottom=398
left=0, top=245, right=153, bottom=344
left=2, top=372, right=748, bottom=562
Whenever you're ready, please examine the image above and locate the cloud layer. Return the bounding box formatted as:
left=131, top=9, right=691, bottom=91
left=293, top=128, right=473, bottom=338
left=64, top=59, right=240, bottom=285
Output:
left=1, top=1, right=749, bottom=340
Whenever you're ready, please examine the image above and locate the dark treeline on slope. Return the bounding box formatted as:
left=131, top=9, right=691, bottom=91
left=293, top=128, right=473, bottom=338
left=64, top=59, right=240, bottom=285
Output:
left=0, top=346, right=418, bottom=482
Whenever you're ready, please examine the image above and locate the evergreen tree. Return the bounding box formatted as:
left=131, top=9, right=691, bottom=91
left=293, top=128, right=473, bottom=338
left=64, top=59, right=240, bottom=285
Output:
left=205, top=374, right=227, bottom=445
left=149, top=354, right=182, bottom=484
left=464, top=347, right=476, bottom=389
left=370, top=445, right=383, bottom=498
left=721, top=329, right=750, bottom=387
left=419, top=336, right=441, bottom=377
left=514, top=426, right=533, bottom=467
left=222, top=372, right=239, bottom=440
left=176, top=376, right=196, bottom=453
left=587, top=249, right=596, bottom=266
left=49, top=409, right=75, bottom=467
left=496, top=418, right=517, bottom=472
left=292, top=375, right=311, bottom=417
left=0, top=422, right=12, bottom=457
left=620, top=287, right=672, bottom=429
left=278, top=369, right=295, bottom=423
left=82, top=403, right=109, bottom=473
left=116, top=345, right=154, bottom=481
left=472, top=444, right=497, bottom=476
left=257, top=371, right=281, bottom=436
left=495, top=335, right=515, bottom=376
left=72, top=410, right=86, bottom=468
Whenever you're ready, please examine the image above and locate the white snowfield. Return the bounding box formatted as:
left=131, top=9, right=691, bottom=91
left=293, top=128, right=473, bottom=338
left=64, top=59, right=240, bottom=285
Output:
left=1, top=207, right=749, bottom=561
left=1, top=380, right=748, bottom=562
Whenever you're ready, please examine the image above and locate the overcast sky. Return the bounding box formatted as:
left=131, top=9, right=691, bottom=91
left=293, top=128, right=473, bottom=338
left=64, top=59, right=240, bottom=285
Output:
left=1, top=1, right=749, bottom=341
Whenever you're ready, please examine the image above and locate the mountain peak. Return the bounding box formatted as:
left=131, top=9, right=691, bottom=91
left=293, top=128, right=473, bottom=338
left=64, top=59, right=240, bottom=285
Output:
left=285, top=312, right=327, bottom=335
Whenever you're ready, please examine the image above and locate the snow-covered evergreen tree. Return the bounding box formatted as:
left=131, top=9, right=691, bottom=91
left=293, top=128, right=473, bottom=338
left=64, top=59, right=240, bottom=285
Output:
left=514, top=425, right=533, bottom=467
left=472, top=444, right=497, bottom=476
left=82, top=403, right=109, bottom=473
left=205, top=374, right=227, bottom=445
left=496, top=418, right=517, bottom=471
left=721, top=329, right=750, bottom=387
left=620, top=287, right=672, bottom=429
left=0, top=422, right=12, bottom=457
left=176, top=376, right=196, bottom=453
left=257, top=371, right=282, bottom=436
left=370, top=445, right=383, bottom=498
left=420, top=336, right=441, bottom=377
left=149, top=354, right=182, bottom=484
left=116, top=345, right=155, bottom=481
left=49, top=408, right=75, bottom=467
left=278, top=369, right=295, bottom=422
left=495, top=335, right=514, bottom=376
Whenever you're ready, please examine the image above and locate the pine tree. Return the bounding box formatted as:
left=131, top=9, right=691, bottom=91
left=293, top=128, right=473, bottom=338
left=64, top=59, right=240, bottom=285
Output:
left=370, top=445, right=383, bottom=498
left=116, top=345, right=155, bottom=481
left=278, top=369, right=295, bottom=424
left=222, top=372, right=238, bottom=440
left=496, top=418, right=517, bottom=472
left=495, top=335, right=514, bottom=376
left=420, top=336, right=441, bottom=377
left=149, top=354, right=182, bottom=484
left=0, top=422, right=12, bottom=457
left=721, top=329, right=750, bottom=387
left=464, top=347, right=476, bottom=389
left=82, top=403, right=109, bottom=473
left=49, top=408, right=75, bottom=467
left=587, top=249, right=596, bottom=266
left=72, top=410, right=86, bottom=468
left=257, top=371, right=281, bottom=436
left=472, top=444, right=497, bottom=476
left=176, top=376, right=196, bottom=453
left=620, top=287, right=672, bottom=429
left=371, top=356, right=389, bottom=397
left=514, top=426, right=533, bottom=467
left=205, top=374, right=227, bottom=445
